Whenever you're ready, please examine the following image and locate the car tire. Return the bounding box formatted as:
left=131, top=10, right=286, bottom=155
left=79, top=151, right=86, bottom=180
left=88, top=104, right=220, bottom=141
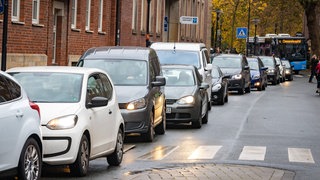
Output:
left=245, top=84, right=251, bottom=93
left=238, top=87, right=245, bottom=94
left=143, top=111, right=155, bottom=142
left=70, top=135, right=89, bottom=177
left=192, top=107, right=202, bottom=129
left=207, top=94, right=211, bottom=111
left=107, top=128, right=124, bottom=166
left=272, top=78, right=277, bottom=85
left=202, top=108, right=208, bottom=124
left=18, top=138, right=42, bottom=180
left=155, top=106, right=166, bottom=135
left=224, top=92, right=228, bottom=103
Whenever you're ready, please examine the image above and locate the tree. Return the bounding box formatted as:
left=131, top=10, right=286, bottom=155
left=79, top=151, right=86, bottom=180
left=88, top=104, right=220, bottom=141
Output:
left=298, top=0, right=320, bottom=56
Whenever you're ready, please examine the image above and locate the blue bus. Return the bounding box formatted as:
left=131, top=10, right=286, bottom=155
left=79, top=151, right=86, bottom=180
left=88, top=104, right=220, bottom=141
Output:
left=247, top=34, right=308, bottom=74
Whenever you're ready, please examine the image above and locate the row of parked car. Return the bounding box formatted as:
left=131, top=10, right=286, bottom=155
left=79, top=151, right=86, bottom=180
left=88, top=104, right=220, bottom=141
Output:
left=0, top=42, right=294, bottom=179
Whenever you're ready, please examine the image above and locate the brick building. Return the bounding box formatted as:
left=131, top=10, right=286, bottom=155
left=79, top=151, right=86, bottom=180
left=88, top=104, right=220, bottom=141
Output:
left=0, top=0, right=212, bottom=68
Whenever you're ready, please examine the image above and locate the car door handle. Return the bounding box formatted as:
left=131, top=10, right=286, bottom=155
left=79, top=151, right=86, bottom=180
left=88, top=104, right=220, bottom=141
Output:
left=109, top=110, right=112, bottom=114
left=16, top=111, right=23, bottom=118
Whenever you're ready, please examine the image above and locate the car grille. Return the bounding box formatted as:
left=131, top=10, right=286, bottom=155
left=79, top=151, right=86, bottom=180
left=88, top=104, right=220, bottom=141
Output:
left=166, top=99, right=176, bottom=105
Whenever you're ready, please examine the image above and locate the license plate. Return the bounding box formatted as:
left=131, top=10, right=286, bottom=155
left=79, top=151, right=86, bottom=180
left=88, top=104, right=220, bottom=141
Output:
left=166, top=107, right=171, bottom=114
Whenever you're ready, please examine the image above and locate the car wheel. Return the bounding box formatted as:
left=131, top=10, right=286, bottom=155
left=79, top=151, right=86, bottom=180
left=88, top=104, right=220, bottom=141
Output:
left=207, top=93, right=211, bottom=111
left=143, top=111, right=155, bottom=142
left=107, top=128, right=124, bottom=166
left=155, top=106, right=166, bottom=135
left=70, top=135, right=89, bottom=177
left=224, top=92, right=228, bottom=103
left=272, top=78, right=277, bottom=85
left=245, top=85, right=251, bottom=93
left=192, top=107, right=202, bottom=128
left=262, top=83, right=266, bottom=90
left=218, top=92, right=224, bottom=105
left=18, top=138, right=42, bottom=180
left=238, top=87, right=245, bottom=94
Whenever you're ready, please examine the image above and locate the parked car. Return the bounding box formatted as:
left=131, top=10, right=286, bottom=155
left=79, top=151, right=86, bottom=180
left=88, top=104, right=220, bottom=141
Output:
left=211, top=65, right=229, bottom=105
left=77, top=46, right=166, bottom=142
left=161, top=65, right=209, bottom=128
left=259, top=56, right=280, bottom=85
left=150, top=42, right=213, bottom=111
left=281, top=59, right=294, bottom=81
left=275, top=57, right=286, bottom=82
left=211, top=54, right=251, bottom=94
left=0, top=71, right=42, bottom=180
left=247, top=57, right=268, bottom=91
left=7, top=66, right=125, bottom=177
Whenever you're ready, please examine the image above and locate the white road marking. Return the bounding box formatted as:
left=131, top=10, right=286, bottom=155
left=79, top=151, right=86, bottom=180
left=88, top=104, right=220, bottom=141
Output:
left=239, top=146, right=266, bottom=161
left=188, top=145, right=222, bottom=159
left=288, top=148, right=315, bottom=163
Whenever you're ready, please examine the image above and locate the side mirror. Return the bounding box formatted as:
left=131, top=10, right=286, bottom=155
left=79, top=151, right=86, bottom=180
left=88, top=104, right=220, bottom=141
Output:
left=261, top=67, right=268, bottom=71
left=152, top=76, right=166, bottom=86
left=205, top=64, right=212, bottom=71
left=276, top=64, right=280, bottom=67
left=87, top=96, right=108, bottom=108
left=244, top=65, right=250, bottom=70
left=199, top=82, right=210, bottom=89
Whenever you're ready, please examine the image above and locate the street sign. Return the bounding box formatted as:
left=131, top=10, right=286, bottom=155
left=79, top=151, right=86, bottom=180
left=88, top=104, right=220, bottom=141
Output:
left=179, top=16, right=198, bottom=25
left=0, top=0, right=4, bottom=14
left=236, top=27, right=247, bottom=39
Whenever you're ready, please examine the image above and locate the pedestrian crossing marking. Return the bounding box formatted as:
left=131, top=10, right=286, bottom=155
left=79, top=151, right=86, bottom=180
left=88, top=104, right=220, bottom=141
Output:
left=188, top=145, right=222, bottom=159
left=137, top=145, right=179, bottom=160
left=288, top=148, right=315, bottom=163
left=239, top=146, right=266, bottom=161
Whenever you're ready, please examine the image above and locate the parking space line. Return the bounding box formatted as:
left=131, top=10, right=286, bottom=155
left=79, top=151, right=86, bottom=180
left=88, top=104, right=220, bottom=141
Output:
left=239, top=146, right=266, bottom=161
left=288, top=148, right=315, bottom=163
left=188, top=145, right=222, bottom=159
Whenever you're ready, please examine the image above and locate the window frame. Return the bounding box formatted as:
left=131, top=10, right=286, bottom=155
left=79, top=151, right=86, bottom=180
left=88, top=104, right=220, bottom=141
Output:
left=71, top=0, right=77, bottom=29
left=85, top=0, right=91, bottom=31
left=12, top=0, right=20, bottom=22
left=32, top=0, right=40, bottom=24
left=98, top=0, right=103, bottom=32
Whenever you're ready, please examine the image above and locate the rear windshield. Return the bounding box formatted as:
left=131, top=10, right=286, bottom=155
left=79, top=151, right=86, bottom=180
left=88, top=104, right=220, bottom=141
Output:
left=82, top=59, right=147, bottom=86
left=212, top=57, right=241, bottom=68
left=155, top=50, right=200, bottom=68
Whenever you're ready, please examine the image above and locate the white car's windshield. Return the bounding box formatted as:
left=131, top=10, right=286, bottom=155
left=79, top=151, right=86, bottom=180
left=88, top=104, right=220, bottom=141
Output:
left=156, top=50, right=200, bottom=68
left=83, top=59, right=147, bottom=86
left=10, top=72, right=83, bottom=103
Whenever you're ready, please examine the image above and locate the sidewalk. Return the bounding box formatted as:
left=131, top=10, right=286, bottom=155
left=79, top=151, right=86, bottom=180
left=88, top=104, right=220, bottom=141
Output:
left=123, top=163, right=295, bottom=180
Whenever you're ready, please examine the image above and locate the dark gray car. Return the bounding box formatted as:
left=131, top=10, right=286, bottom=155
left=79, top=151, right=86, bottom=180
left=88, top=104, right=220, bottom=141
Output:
left=161, top=65, right=209, bottom=128
left=212, top=54, right=251, bottom=94
left=77, top=46, right=166, bottom=142
left=259, top=56, right=280, bottom=85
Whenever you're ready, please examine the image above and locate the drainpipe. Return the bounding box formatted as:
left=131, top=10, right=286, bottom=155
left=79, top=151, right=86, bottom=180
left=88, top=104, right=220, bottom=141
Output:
left=115, top=0, right=121, bottom=46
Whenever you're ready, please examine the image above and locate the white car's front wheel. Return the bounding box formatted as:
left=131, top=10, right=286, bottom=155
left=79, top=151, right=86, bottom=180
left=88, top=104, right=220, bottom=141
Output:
left=70, top=135, right=89, bottom=177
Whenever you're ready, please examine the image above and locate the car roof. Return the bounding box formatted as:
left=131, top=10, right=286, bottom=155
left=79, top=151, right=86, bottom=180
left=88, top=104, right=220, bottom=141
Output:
left=161, top=64, right=196, bottom=70
left=6, top=66, right=105, bottom=75
left=214, top=54, right=244, bottom=58
left=151, top=42, right=206, bottom=51
left=80, top=46, right=153, bottom=60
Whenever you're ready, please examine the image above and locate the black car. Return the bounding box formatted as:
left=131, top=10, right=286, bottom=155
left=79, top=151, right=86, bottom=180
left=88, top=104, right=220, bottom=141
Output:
left=77, top=46, right=166, bottom=142
left=161, top=65, right=209, bottom=128
left=259, top=56, right=280, bottom=85
left=281, top=59, right=294, bottom=81
left=211, top=65, right=229, bottom=105
left=247, top=57, right=268, bottom=91
left=212, top=54, right=251, bottom=94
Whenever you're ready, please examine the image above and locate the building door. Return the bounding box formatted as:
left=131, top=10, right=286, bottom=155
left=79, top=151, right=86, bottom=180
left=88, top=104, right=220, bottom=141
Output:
left=52, top=1, right=66, bottom=65
left=165, top=0, right=179, bottom=42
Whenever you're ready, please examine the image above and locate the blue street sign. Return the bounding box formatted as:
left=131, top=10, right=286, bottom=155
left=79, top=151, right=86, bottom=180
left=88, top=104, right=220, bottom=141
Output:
left=236, top=27, right=247, bottom=39
left=164, top=16, right=168, bottom=32
left=0, top=0, right=4, bottom=14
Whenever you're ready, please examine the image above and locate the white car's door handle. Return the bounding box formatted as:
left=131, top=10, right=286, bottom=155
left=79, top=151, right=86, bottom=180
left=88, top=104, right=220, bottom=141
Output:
left=109, top=110, right=112, bottom=114
left=16, top=111, right=23, bottom=118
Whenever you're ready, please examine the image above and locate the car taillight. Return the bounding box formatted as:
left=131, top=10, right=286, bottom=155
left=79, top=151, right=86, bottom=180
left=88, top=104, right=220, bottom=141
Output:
left=29, top=101, right=41, bottom=118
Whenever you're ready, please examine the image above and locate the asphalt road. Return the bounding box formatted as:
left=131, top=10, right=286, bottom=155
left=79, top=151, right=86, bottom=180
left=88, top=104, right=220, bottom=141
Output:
left=41, top=71, right=320, bottom=180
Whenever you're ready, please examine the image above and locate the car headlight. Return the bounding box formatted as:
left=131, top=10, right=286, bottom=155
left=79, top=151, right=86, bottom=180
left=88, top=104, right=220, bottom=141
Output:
left=46, top=115, right=78, bottom=130
left=127, top=98, right=146, bottom=110
left=252, top=74, right=260, bottom=80
left=285, top=69, right=290, bottom=74
left=177, top=96, right=194, bottom=105
left=268, top=69, right=274, bottom=73
left=232, top=74, right=242, bottom=80
left=212, top=84, right=222, bottom=91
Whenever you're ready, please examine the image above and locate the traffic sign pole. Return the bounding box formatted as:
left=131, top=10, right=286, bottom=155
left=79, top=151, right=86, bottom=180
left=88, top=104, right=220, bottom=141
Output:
left=1, top=0, right=8, bottom=71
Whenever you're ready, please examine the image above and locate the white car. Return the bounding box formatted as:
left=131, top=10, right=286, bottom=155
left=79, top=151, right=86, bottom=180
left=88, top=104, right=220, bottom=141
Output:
left=0, top=71, right=42, bottom=180
left=7, top=66, right=125, bottom=177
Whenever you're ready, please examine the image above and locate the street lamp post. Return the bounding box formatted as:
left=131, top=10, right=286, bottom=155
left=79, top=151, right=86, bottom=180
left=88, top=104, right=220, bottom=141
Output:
left=246, top=0, right=251, bottom=56
left=252, top=18, right=260, bottom=56
left=214, top=9, right=221, bottom=50
left=146, top=0, right=151, bottom=47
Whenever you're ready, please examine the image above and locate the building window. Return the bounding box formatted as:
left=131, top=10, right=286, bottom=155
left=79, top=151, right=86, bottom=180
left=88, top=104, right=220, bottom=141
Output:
left=12, top=0, right=20, bottom=21
left=149, top=0, right=154, bottom=34
left=140, top=0, right=147, bottom=32
left=32, top=0, right=39, bottom=24
left=71, top=0, right=77, bottom=28
left=85, top=0, right=91, bottom=31
left=156, top=0, right=162, bottom=34
left=132, top=0, right=138, bottom=32
left=98, top=0, right=103, bottom=32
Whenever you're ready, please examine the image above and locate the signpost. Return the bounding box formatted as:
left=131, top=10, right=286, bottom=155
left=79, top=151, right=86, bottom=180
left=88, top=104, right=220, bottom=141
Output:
left=236, top=27, right=248, bottom=39
left=179, top=16, right=198, bottom=25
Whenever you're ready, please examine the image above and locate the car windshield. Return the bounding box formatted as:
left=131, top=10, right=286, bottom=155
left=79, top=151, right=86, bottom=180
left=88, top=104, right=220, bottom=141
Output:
left=162, top=68, right=195, bottom=86
left=282, top=60, right=291, bottom=67
left=155, top=50, right=200, bottom=68
left=10, top=72, right=83, bottom=103
left=260, top=57, right=274, bottom=67
left=248, top=60, right=259, bottom=70
left=83, top=59, right=147, bottom=86
left=212, top=57, right=241, bottom=68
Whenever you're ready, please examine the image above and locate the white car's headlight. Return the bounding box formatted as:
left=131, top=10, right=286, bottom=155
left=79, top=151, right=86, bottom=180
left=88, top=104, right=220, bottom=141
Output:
left=232, top=74, right=242, bottom=80
left=253, top=74, right=260, bottom=79
left=177, top=96, right=194, bottom=105
left=212, top=84, right=222, bottom=91
left=46, top=115, right=78, bottom=130
left=127, top=98, right=146, bottom=110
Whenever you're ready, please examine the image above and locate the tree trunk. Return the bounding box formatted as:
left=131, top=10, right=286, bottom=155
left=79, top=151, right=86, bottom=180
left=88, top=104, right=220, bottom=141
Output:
left=230, top=0, right=240, bottom=49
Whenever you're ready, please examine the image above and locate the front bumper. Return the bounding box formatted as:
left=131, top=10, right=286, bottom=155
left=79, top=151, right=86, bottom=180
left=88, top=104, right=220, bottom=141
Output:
left=121, top=108, right=150, bottom=134
left=228, top=79, right=244, bottom=90
left=165, top=101, right=201, bottom=124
